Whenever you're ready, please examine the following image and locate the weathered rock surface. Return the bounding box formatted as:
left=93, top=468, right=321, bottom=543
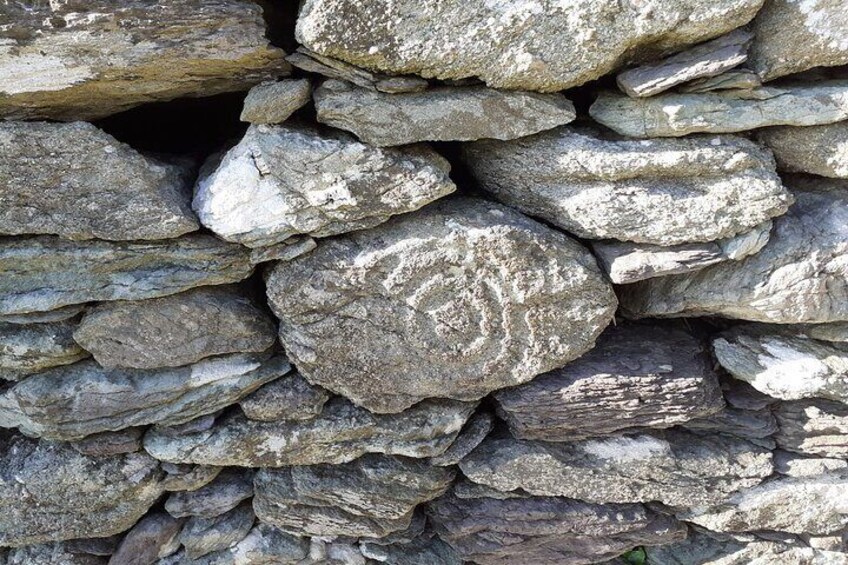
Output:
left=0, top=304, right=86, bottom=326
left=188, top=524, right=309, bottom=565
left=296, top=0, right=765, bottom=92
left=0, top=434, right=164, bottom=546
left=0, top=122, right=198, bottom=240
left=0, top=354, right=289, bottom=440
left=161, top=464, right=223, bottom=493
left=463, top=127, right=789, bottom=245
left=71, top=428, right=144, bottom=457
left=749, top=0, right=848, bottom=81
left=360, top=533, right=462, bottom=565
left=460, top=430, right=773, bottom=507
left=774, top=450, right=848, bottom=478
left=254, top=455, right=455, bottom=538
left=247, top=236, right=317, bottom=265
left=0, top=320, right=88, bottom=380
left=590, top=82, right=848, bottom=137
left=66, top=536, right=122, bottom=557
left=143, top=398, right=476, bottom=467
left=165, top=469, right=253, bottom=519
left=683, top=404, right=779, bottom=445
left=713, top=326, right=848, bottom=403
left=313, top=80, right=576, bottom=146
left=678, top=68, right=762, bottom=93
left=73, top=286, right=276, bottom=369
left=494, top=323, right=724, bottom=441
left=617, top=29, right=752, bottom=98
left=789, top=322, right=848, bottom=343
left=430, top=411, right=494, bottom=467
left=239, top=372, right=329, bottom=422
left=240, top=79, right=312, bottom=124
left=592, top=221, right=772, bottom=284
left=427, top=492, right=686, bottom=565
left=0, top=0, right=289, bottom=120
left=267, top=197, right=616, bottom=413
left=4, top=543, right=107, bottom=565
left=0, top=235, right=253, bottom=316
left=619, top=185, right=848, bottom=323
left=180, top=503, right=255, bottom=559
left=774, top=399, right=848, bottom=458
left=193, top=124, right=455, bottom=248
left=755, top=123, right=848, bottom=178
left=107, top=511, right=182, bottom=565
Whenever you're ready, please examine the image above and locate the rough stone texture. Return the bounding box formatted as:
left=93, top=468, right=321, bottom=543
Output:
left=0, top=122, right=198, bottom=241
left=71, top=428, right=144, bottom=457
left=619, top=185, right=848, bottom=323
left=73, top=286, right=276, bottom=369
left=493, top=323, right=724, bottom=441
left=0, top=320, right=88, bottom=380
left=790, top=322, right=848, bottom=343
left=749, top=0, right=848, bottom=81
left=713, top=325, right=848, bottom=403
left=460, top=430, right=773, bottom=507
left=360, top=533, right=462, bottom=565
left=296, top=0, right=765, bottom=92
left=165, top=469, right=253, bottom=519
left=239, top=372, right=330, bottom=422
left=142, top=398, right=476, bottom=467
left=755, top=123, right=848, bottom=178
left=107, top=511, right=183, bottom=565
left=463, top=127, right=790, bottom=245
left=0, top=0, right=290, bottom=120
left=240, top=79, right=312, bottom=124
left=193, top=124, right=455, bottom=248
left=0, top=434, right=164, bottom=546
left=4, top=543, right=107, bottom=565
left=429, top=411, right=494, bottom=467
left=313, top=80, right=576, bottom=146
left=188, top=524, right=309, bottom=565
left=0, top=304, right=87, bottom=326
left=161, top=465, right=223, bottom=494
left=267, top=197, right=617, bottom=413
left=287, top=46, right=382, bottom=89
left=248, top=236, right=317, bottom=265
left=427, top=492, right=687, bottom=565
left=774, top=399, right=848, bottom=458
left=590, top=82, right=848, bottom=137
left=0, top=354, right=290, bottom=441
left=592, top=221, right=772, bottom=284
left=678, top=69, right=762, bottom=93
left=682, top=404, right=779, bottom=446
left=774, top=450, right=848, bottom=478
left=180, top=503, right=255, bottom=559
left=254, top=455, right=455, bottom=538
left=0, top=235, right=253, bottom=316
left=617, top=29, right=752, bottom=98
left=66, top=536, right=122, bottom=557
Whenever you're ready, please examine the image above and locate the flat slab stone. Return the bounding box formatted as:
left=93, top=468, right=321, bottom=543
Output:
left=429, top=411, right=494, bottom=467
left=239, top=372, right=330, bottom=422
left=755, top=123, right=848, bottom=178
left=0, top=353, right=289, bottom=440
left=619, top=184, right=848, bottom=323
left=590, top=82, right=848, bottom=138
left=314, top=80, right=576, bottom=146
left=240, top=79, right=312, bottom=125
left=0, top=235, right=254, bottom=316
left=71, top=428, right=144, bottom=457
left=187, top=524, right=309, bottom=565
left=296, top=0, right=764, bottom=92
left=253, top=455, right=454, bottom=538
left=0, top=122, right=198, bottom=240
left=266, top=197, right=616, bottom=413
left=0, top=0, right=289, bottom=120
left=193, top=124, right=455, bottom=248
left=142, top=398, right=477, bottom=467
left=0, top=320, right=88, bottom=380
left=73, top=286, right=276, bottom=369
left=361, top=533, right=462, bottom=565
left=493, top=323, right=724, bottom=441
left=460, top=430, right=773, bottom=507
left=678, top=68, right=762, bottom=93
left=774, top=399, right=848, bottom=458
left=463, top=127, right=789, bottom=245
left=0, top=304, right=87, bottom=326
left=180, top=503, right=255, bottom=559
left=165, top=469, right=254, bottom=519
left=4, top=543, right=108, bottom=565
left=107, top=511, right=182, bottom=565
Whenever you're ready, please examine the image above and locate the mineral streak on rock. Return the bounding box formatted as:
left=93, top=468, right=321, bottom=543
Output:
left=266, top=198, right=617, bottom=413
left=0, top=320, right=89, bottom=380
left=0, top=0, right=290, bottom=120
left=755, top=123, right=848, bottom=178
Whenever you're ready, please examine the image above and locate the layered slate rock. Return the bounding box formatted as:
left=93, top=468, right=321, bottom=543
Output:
left=165, top=469, right=253, bottom=519
left=142, top=398, right=476, bottom=467
left=0, top=122, right=197, bottom=241
left=253, top=455, right=455, bottom=538
left=749, top=0, right=848, bottom=81
left=713, top=325, right=848, bottom=404
left=193, top=124, right=455, bottom=248
left=296, top=0, right=764, bottom=92
left=0, top=434, right=164, bottom=546
left=313, top=80, right=576, bottom=146
left=0, top=0, right=289, bottom=120
left=0, top=354, right=289, bottom=441
left=0, top=235, right=253, bottom=316
left=240, top=79, right=312, bottom=125
left=179, top=503, right=255, bottom=559
left=361, top=532, right=462, bottom=565
left=493, top=323, right=724, bottom=441
left=427, top=492, right=686, bottom=565
left=266, top=198, right=617, bottom=413
left=107, top=511, right=182, bottom=565
left=73, top=286, right=276, bottom=369
left=239, top=372, right=330, bottom=422
left=460, top=431, right=773, bottom=507
left=679, top=68, right=762, bottom=93
left=616, top=29, right=752, bottom=98
left=590, top=82, right=848, bottom=137
left=71, top=428, right=144, bottom=457
left=429, top=411, right=495, bottom=467
left=0, top=304, right=86, bottom=325
left=463, top=127, right=790, bottom=245
left=755, top=123, right=848, bottom=178
left=4, top=543, right=109, bottom=565
left=187, top=524, right=309, bottom=564
left=619, top=185, right=848, bottom=323
left=774, top=399, right=848, bottom=458
left=0, top=320, right=88, bottom=380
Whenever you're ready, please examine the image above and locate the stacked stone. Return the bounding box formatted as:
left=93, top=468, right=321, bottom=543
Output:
left=0, top=0, right=847, bottom=564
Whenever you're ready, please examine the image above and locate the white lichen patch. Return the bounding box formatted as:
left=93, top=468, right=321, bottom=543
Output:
left=581, top=435, right=671, bottom=461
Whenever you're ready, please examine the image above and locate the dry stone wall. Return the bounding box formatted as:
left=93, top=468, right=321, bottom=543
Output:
left=0, top=0, right=847, bottom=564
